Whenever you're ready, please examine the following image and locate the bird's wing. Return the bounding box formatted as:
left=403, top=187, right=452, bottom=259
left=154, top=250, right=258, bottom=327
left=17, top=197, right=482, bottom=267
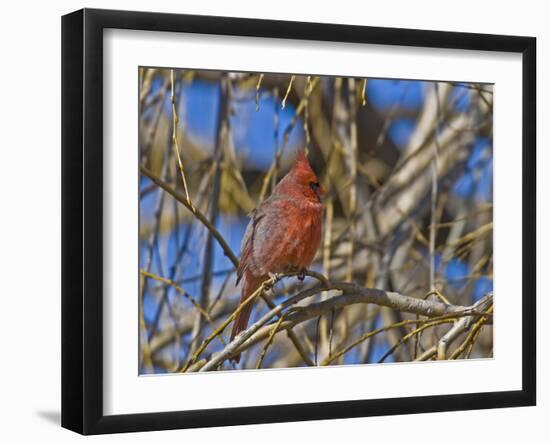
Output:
left=236, top=208, right=264, bottom=285
left=237, top=196, right=306, bottom=281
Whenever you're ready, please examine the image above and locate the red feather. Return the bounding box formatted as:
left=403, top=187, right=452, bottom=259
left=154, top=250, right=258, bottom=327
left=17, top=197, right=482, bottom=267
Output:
left=230, top=151, right=324, bottom=362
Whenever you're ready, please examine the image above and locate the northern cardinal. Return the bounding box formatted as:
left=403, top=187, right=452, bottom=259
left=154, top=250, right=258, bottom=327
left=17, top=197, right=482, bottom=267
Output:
left=230, top=151, right=325, bottom=361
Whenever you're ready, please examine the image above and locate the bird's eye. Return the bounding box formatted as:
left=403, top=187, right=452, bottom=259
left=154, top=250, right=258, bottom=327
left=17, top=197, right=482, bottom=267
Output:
left=309, top=181, right=320, bottom=190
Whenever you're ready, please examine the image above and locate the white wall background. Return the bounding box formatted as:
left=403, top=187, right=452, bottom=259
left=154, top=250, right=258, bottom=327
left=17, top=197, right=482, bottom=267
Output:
left=0, top=1, right=545, bottom=441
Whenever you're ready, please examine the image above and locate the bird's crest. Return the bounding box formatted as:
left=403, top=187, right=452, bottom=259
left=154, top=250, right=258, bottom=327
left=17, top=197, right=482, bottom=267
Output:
left=293, top=150, right=315, bottom=175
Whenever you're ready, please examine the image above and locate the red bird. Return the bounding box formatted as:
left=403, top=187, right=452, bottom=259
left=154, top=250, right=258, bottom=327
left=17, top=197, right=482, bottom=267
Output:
left=230, top=151, right=325, bottom=361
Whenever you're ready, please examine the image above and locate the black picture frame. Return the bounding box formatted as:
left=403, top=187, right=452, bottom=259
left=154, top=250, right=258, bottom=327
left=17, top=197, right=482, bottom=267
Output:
left=61, top=8, right=536, bottom=435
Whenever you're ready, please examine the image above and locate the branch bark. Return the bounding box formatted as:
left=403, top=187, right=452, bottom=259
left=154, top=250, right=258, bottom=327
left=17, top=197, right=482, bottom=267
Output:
left=196, top=275, right=493, bottom=371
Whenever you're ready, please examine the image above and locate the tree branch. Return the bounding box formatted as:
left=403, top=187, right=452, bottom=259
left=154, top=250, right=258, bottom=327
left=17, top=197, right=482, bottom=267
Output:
left=196, top=278, right=493, bottom=371
left=140, top=165, right=239, bottom=266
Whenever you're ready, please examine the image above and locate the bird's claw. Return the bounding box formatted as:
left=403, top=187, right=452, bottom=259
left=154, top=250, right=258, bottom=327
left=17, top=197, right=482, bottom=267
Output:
left=297, top=269, right=307, bottom=281
left=268, top=272, right=283, bottom=282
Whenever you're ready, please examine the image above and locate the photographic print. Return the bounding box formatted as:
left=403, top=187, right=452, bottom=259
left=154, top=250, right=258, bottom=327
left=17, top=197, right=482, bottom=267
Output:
left=138, top=68, right=494, bottom=374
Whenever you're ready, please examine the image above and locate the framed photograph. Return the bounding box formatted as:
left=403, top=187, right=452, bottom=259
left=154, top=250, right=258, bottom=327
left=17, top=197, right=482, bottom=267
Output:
left=61, top=8, right=536, bottom=435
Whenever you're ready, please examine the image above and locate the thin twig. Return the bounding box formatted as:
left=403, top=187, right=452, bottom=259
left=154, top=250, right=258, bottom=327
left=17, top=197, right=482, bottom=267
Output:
left=361, top=78, right=367, bottom=106
left=450, top=305, right=493, bottom=359
left=170, top=69, right=193, bottom=209
left=141, top=270, right=214, bottom=327
left=437, top=294, right=493, bottom=360
left=324, top=317, right=453, bottom=366
left=255, top=73, right=264, bottom=111
left=140, top=165, right=239, bottom=266
left=255, top=314, right=286, bottom=369
left=182, top=277, right=276, bottom=371
left=258, top=77, right=320, bottom=202
left=281, top=75, right=295, bottom=109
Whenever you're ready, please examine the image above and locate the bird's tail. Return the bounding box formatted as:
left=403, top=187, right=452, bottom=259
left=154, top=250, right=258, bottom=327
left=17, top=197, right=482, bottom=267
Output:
left=230, top=272, right=267, bottom=363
